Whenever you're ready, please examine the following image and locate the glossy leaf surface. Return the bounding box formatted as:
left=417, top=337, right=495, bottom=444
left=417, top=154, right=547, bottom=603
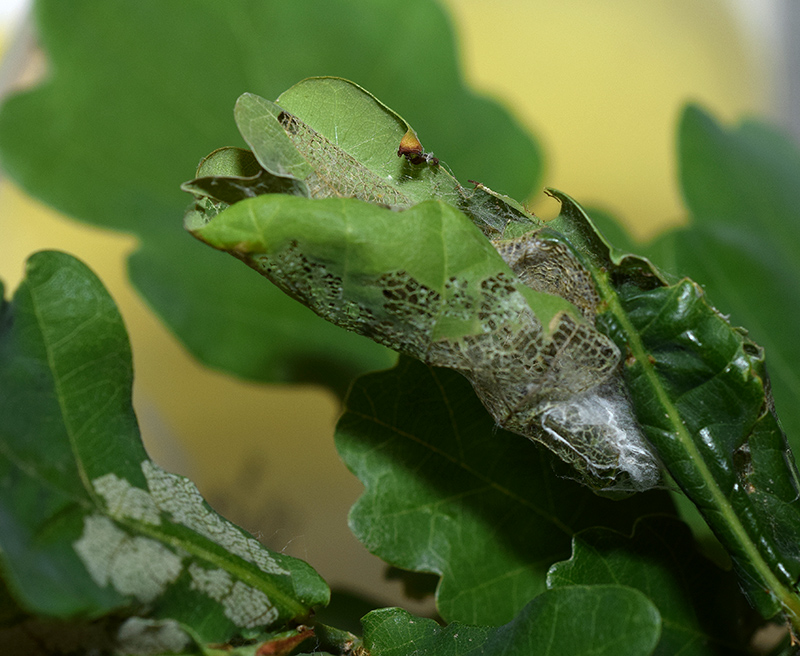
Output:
left=0, top=252, right=329, bottom=648
left=546, top=192, right=800, bottom=628
left=647, top=105, right=800, bottom=451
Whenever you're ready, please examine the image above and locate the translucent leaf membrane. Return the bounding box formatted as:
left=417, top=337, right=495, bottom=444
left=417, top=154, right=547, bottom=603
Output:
left=492, top=228, right=659, bottom=489
left=190, top=195, right=659, bottom=491
left=185, top=78, right=540, bottom=238
left=0, top=252, right=329, bottom=649
left=185, top=79, right=661, bottom=492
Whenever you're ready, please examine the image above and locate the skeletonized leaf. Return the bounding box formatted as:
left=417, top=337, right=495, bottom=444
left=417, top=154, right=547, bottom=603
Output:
left=185, top=78, right=800, bottom=633
left=192, top=79, right=539, bottom=238
left=186, top=79, right=661, bottom=492
left=188, top=192, right=659, bottom=491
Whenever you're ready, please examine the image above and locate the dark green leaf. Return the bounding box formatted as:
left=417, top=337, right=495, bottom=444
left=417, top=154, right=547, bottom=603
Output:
left=128, top=233, right=388, bottom=397
left=336, top=357, right=674, bottom=625
left=0, top=252, right=329, bottom=646
left=603, top=260, right=800, bottom=625
left=0, top=0, right=541, bottom=388
left=644, top=111, right=800, bottom=619
left=646, top=105, right=800, bottom=451
left=362, top=587, right=661, bottom=656
left=533, top=191, right=800, bottom=631
left=547, top=516, right=757, bottom=654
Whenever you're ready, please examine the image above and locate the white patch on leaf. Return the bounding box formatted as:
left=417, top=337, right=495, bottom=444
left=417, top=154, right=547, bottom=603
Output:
left=116, top=617, right=191, bottom=655
left=539, top=381, right=660, bottom=490
left=73, top=515, right=182, bottom=602
left=141, top=460, right=289, bottom=576
left=92, top=472, right=161, bottom=525
left=188, top=563, right=278, bottom=628
left=81, top=461, right=290, bottom=614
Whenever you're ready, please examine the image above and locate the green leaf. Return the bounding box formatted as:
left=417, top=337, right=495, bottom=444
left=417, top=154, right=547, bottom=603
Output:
left=362, top=587, right=661, bottom=656
left=588, top=107, right=800, bottom=627
left=336, top=357, right=674, bottom=625
left=533, top=191, right=800, bottom=630
left=0, top=0, right=541, bottom=388
left=547, top=516, right=756, bottom=654
left=202, top=80, right=539, bottom=238
left=678, top=105, right=800, bottom=244
left=187, top=92, right=665, bottom=491
left=183, top=77, right=800, bottom=633
left=598, top=261, right=800, bottom=625
left=646, top=105, right=800, bottom=450
left=0, top=251, right=329, bottom=646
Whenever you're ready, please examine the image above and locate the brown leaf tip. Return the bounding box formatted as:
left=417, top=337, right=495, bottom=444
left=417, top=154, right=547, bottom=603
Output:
left=398, top=128, right=439, bottom=166
left=256, top=627, right=315, bottom=655
left=397, top=128, right=423, bottom=158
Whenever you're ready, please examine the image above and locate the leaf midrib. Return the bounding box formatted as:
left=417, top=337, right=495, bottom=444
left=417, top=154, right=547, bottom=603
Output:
left=598, top=273, right=800, bottom=629
left=28, top=267, right=310, bottom=618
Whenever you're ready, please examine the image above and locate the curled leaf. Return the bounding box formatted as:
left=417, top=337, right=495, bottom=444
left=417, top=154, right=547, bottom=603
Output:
left=184, top=78, right=800, bottom=633
left=190, top=192, right=658, bottom=491
left=185, top=79, right=661, bottom=492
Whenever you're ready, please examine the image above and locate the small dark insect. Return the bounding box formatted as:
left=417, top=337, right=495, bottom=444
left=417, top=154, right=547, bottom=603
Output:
left=397, top=128, right=439, bottom=166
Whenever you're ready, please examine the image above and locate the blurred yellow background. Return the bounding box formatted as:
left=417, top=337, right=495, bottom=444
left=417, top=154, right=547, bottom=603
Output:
left=0, top=0, right=776, bottom=609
